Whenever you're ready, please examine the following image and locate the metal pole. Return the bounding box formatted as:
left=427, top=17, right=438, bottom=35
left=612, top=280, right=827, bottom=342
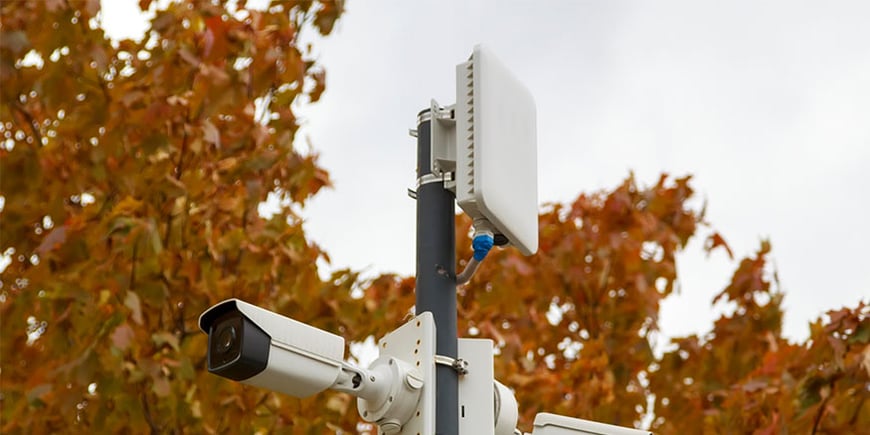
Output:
left=415, top=109, right=458, bottom=435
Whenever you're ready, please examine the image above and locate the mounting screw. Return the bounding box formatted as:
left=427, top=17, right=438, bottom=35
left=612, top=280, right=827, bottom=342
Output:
left=453, top=358, right=469, bottom=375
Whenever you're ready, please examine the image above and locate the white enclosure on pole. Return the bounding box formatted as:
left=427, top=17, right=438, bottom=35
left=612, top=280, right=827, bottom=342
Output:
left=455, top=45, right=538, bottom=256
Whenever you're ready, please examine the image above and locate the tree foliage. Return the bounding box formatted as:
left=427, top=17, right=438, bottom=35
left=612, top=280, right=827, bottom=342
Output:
left=356, top=176, right=869, bottom=434
left=649, top=245, right=870, bottom=434
left=1, top=1, right=867, bottom=434
left=1, top=1, right=358, bottom=432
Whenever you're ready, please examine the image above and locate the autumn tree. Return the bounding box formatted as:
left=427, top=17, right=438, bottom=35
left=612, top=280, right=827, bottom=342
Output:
left=2, top=1, right=867, bottom=434
left=0, top=1, right=364, bottom=432
left=458, top=174, right=705, bottom=429
left=453, top=177, right=869, bottom=433
left=648, top=244, right=870, bottom=434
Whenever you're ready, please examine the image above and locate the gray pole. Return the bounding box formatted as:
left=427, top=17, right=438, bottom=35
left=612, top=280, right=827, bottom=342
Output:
left=415, top=109, right=458, bottom=435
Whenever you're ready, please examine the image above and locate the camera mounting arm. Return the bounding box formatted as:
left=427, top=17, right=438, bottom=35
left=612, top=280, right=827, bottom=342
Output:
left=331, top=359, right=424, bottom=434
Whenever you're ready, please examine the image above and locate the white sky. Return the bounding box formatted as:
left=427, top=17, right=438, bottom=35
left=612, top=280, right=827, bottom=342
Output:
left=102, top=0, right=870, bottom=346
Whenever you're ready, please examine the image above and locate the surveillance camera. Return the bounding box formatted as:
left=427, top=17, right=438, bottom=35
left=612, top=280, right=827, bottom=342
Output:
left=198, top=298, right=347, bottom=398
left=199, top=299, right=430, bottom=434
left=531, top=413, right=652, bottom=435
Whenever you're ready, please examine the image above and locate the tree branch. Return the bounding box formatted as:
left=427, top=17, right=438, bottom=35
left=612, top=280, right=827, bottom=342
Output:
left=811, top=381, right=834, bottom=435
left=848, top=394, right=866, bottom=426
left=140, top=393, right=161, bottom=434
left=13, top=102, right=43, bottom=146
left=164, top=121, right=189, bottom=249
left=129, top=241, right=139, bottom=291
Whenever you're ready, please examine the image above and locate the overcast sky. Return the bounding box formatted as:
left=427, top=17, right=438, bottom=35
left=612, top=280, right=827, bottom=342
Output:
left=104, top=0, right=870, bottom=346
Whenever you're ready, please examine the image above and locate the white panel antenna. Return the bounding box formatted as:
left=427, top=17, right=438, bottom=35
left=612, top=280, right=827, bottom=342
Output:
left=431, top=45, right=538, bottom=255
left=457, top=45, right=538, bottom=255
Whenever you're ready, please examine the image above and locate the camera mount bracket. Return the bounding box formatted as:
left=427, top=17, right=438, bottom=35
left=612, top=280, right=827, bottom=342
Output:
left=357, top=312, right=436, bottom=435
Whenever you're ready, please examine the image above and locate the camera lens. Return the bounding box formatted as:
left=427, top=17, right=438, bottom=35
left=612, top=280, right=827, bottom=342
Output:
left=205, top=308, right=270, bottom=380
left=209, top=313, right=244, bottom=367
left=217, top=325, right=237, bottom=354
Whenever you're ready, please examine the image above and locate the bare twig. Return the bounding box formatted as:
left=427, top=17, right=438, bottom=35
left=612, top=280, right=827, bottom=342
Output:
left=130, top=242, right=139, bottom=291
left=13, top=102, right=43, bottom=146
left=811, top=381, right=834, bottom=435
left=141, top=394, right=161, bottom=434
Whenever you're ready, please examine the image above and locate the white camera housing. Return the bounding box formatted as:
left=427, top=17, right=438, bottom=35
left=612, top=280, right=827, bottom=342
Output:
left=199, top=299, right=435, bottom=435
left=531, top=413, right=652, bottom=435
left=198, top=298, right=346, bottom=397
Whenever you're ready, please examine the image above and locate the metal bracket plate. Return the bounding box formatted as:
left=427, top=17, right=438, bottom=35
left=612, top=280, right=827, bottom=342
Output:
left=458, top=338, right=496, bottom=435
left=376, top=312, right=436, bottom=435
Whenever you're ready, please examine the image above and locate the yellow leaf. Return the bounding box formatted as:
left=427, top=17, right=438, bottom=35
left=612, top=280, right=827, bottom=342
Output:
left=325, top=393, right=350, bottom=413
left=202, top=120, right=221, bottom=148
left=124, top=291, right=144, bottom=325
left=216, top=157, right=238, bottom=171
left=191, top=400, right=202, bottom=418
left=99, top=290, right=111, bottom=306
left=110, top=196, right=144, bottom=218
left=189, top=137, right=203, bottom=154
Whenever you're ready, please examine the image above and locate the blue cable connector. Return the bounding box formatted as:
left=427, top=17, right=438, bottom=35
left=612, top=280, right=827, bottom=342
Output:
left=472, top=234, right=494, bottom=261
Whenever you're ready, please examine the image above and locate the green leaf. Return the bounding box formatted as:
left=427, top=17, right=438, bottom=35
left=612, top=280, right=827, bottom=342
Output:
left=848, top=321, right=870, bottom=344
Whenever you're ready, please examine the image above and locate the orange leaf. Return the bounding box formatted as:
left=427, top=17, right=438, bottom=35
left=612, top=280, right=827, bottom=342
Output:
left=704, top=232, right=733, bottom=259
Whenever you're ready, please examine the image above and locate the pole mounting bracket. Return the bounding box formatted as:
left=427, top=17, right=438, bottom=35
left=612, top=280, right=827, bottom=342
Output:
left=429, top=99, right=458, bottom=191
left=411, top=172, right=455, bottom=197
left=434, top=355, right=469, bottom=375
